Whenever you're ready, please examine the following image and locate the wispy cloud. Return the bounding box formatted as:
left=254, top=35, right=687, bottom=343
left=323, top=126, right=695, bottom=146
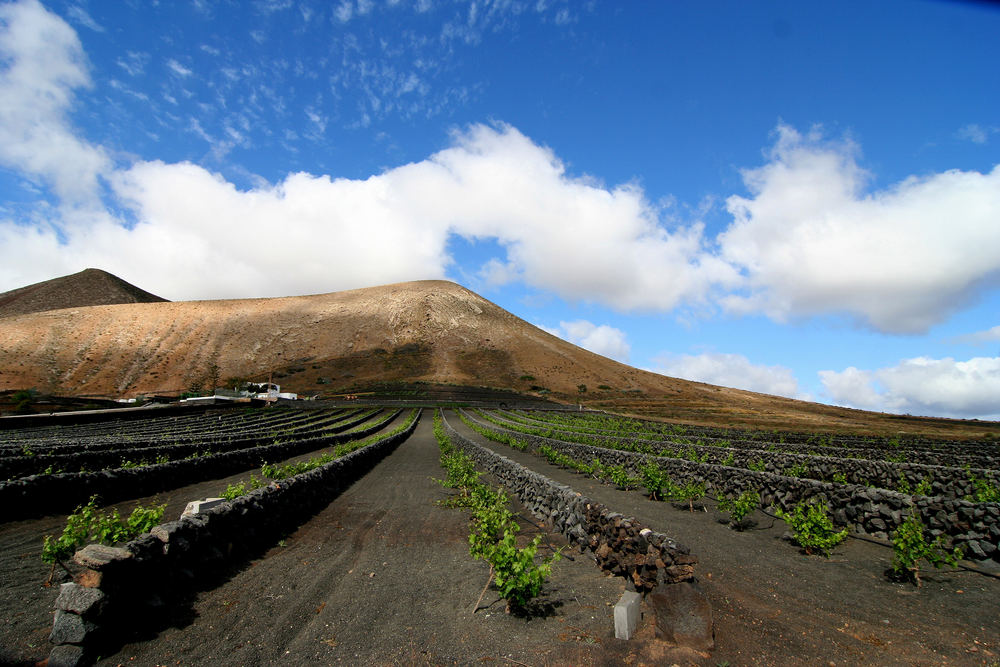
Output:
left=334, top=0, right=353, bottom=23
left=66, top=4, right=104, bottom=32
left=957, top=123, right=996, bottom=145
left=166, top=58, right=193, bottom=77
left=304, top=106, right=327, bottom=137
left=109, top=78, right=149, bottom=102
left=117, top=50, right=150, bottom=76
left=256, top=0, right=293, bottom=13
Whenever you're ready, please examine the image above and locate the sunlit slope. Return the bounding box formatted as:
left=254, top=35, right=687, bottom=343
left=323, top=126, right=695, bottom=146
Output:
left=1, top=278, right=996, bottom=437
left=0, top=279, right=647, bottom=396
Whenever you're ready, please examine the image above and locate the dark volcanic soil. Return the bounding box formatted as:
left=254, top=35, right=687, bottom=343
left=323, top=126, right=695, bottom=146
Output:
left=447, top=415, right=1000, bottom=666
left=91, top=415, right=626, bottom=666
left=2, top=411, right=998, bottom=666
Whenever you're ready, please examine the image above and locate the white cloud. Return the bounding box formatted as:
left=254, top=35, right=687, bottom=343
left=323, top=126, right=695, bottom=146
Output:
left=6, top=109, right=700, bottom=320
left=166, top=58, right=193, bottom=77
left=116, top=50, right=149, bottom=76
left=0, top=118, right=735, bottom=305
left=545, top=320, right=631, bottom=363
left=654, top=352, right=806, bottom=400
left=0, top=0, right=110, bottom=203
left=820, top=356, right=1000, bottom=420
left=816, top=367, right=889, bottom=412
left=419, top=125, right=738, bottom=311
left=256, top=0, right=293, bottom=13
left=334, top=1, right=353, bottom=23
left=2, top=3, right=999, bottom=348
left=719, top=124, right=1000, bottom=334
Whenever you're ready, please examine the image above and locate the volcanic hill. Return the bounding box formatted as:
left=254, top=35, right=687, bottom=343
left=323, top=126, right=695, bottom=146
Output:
left=0, top=272, right=997, bottom=437
left=0, top=268, right=167, bottom=318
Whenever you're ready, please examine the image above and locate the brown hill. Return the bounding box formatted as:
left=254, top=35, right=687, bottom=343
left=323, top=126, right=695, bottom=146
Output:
left=0, top=268, right=167, bottom=318
left=0, top=278, right=996, bottom=438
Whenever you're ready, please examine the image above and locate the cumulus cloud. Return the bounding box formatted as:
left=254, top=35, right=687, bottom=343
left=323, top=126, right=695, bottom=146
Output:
left=654, top=351, right=806, bottom=399
left=820, top=356, right=1000, bottom=420
left=816, top=366, right=888, bottom=411
left=543, top=320, right=630, bottom=363
left=719, top=124, right=1000, bottom=334
left=2, top=1, right=999, bottom=344
left=0, top=105, right=737, bottom=304
left=0, top=0, right=110, bottom=203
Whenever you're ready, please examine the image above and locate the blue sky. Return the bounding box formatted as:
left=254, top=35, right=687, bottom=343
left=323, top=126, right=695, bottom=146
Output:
left=1, top=0, right=999, bottom=419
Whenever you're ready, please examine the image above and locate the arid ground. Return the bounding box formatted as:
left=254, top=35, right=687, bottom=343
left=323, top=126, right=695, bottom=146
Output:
left=2, top=412, right=997, bottom=666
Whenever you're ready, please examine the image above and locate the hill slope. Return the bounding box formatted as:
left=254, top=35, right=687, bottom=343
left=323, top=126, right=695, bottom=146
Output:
left=0, top=277, right=996, bottom=437
left=0, top=268, right=167, bottom=318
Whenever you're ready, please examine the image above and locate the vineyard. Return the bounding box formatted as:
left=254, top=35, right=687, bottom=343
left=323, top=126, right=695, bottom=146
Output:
left=1, top=403, right=998, bottom=665
left=459, top=408, right=1000, bottom=564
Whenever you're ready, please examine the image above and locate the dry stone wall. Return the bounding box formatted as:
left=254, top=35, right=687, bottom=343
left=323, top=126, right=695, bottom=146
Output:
left=485, top=413, right=1000, bottom=498
left=466, top=413, right=1000, bottom=564
left=46, top=410, right=420, bottom=667
left=441, top=413, right=697, bottom=594
left=0, top=410, right=399, bottom=520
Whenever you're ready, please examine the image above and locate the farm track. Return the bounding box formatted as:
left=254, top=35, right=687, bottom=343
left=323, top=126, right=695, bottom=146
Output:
left=447, top=415, right=1000, bottom=666
left=0, top=412, right=407, bottom=665
left=89, top=414, right=630, bottom=666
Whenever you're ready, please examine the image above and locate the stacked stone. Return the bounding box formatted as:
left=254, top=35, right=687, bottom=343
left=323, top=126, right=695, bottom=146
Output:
left=584, top=511, right=697, bottom=592
left=463, top=414, right=1000, bottom=564
left=442, top=415, right=697, bottom=593
left=46, top=411, right=420, bottom=666
left=47, top=545, right=127, bottom=666
left=0, top=407, right=376, bottom=480
left=0, top=410, right=401, bottom=521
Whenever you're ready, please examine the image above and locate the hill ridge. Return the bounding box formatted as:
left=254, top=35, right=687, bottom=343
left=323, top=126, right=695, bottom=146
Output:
left=0, top=274, right=996, bottom=437
left=0, top=268, right=167, bottom=318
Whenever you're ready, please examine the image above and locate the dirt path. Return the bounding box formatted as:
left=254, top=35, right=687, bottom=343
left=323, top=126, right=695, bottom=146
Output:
left=94, top=415, right=628, bottom=666
left=448, top=415, right=1000, bottom=665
